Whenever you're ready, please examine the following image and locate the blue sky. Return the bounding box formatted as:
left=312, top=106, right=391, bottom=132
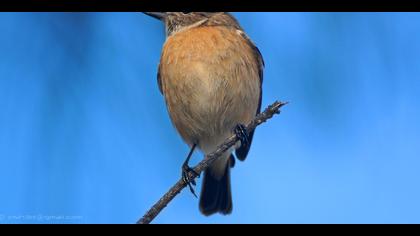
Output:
left=0, top=12, right=419, bottom=223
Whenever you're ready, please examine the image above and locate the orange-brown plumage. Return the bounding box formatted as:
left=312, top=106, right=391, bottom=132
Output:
left=160, top=26, right=260, bottom=152
left=146, top=12, right=263, bottom=216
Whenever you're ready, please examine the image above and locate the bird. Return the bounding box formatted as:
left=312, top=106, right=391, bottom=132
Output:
left=144, top=12, right=264, bottom=216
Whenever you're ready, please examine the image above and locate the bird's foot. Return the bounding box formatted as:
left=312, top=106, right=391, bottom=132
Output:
left=182, top=163, right=199, bottom=198
left=234, top=123, right=250, bottom=147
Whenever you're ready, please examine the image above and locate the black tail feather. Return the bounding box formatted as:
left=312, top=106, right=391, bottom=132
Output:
left=199, top=156, right=233, bottom=216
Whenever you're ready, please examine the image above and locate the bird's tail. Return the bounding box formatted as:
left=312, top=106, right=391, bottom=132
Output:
left=199, top=154, right=234, bottom=216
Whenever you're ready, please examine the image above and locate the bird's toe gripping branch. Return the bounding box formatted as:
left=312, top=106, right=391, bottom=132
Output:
left=234, top=123, right=250, bottom=148
left=182, top=164, right=199, bottom=198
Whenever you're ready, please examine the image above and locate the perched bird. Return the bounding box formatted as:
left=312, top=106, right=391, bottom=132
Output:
left=144, top=12, right=264, bottom=216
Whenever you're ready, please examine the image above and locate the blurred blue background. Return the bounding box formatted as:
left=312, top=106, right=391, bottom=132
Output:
left=0, top=12, right=419, bottom=224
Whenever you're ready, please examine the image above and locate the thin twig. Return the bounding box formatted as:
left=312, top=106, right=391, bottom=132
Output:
left=137, top=101, right=287, bottom=224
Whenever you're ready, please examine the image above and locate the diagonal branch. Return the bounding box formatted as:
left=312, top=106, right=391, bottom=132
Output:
left=137, top=101, right=288, bottom=224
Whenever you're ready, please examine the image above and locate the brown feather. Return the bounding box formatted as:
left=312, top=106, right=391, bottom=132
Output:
left=159, top=26, right=261, bottom=155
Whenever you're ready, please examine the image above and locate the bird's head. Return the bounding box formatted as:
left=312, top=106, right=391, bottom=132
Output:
left=144, top=12, right=241, bottom=37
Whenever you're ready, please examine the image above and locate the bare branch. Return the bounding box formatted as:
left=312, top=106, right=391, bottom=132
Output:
left=137, top=100, right=287, bottom=224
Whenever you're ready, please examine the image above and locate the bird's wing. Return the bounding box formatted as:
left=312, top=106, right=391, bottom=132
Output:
left=235, top=31, right=264, bottom=161
left=157, top=63, right=163, bottom=94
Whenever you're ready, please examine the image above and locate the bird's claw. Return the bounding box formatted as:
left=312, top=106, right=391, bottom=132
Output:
left=234, top=123, right=249, bottom=147
left=182, top=164, right=199, bottom=198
